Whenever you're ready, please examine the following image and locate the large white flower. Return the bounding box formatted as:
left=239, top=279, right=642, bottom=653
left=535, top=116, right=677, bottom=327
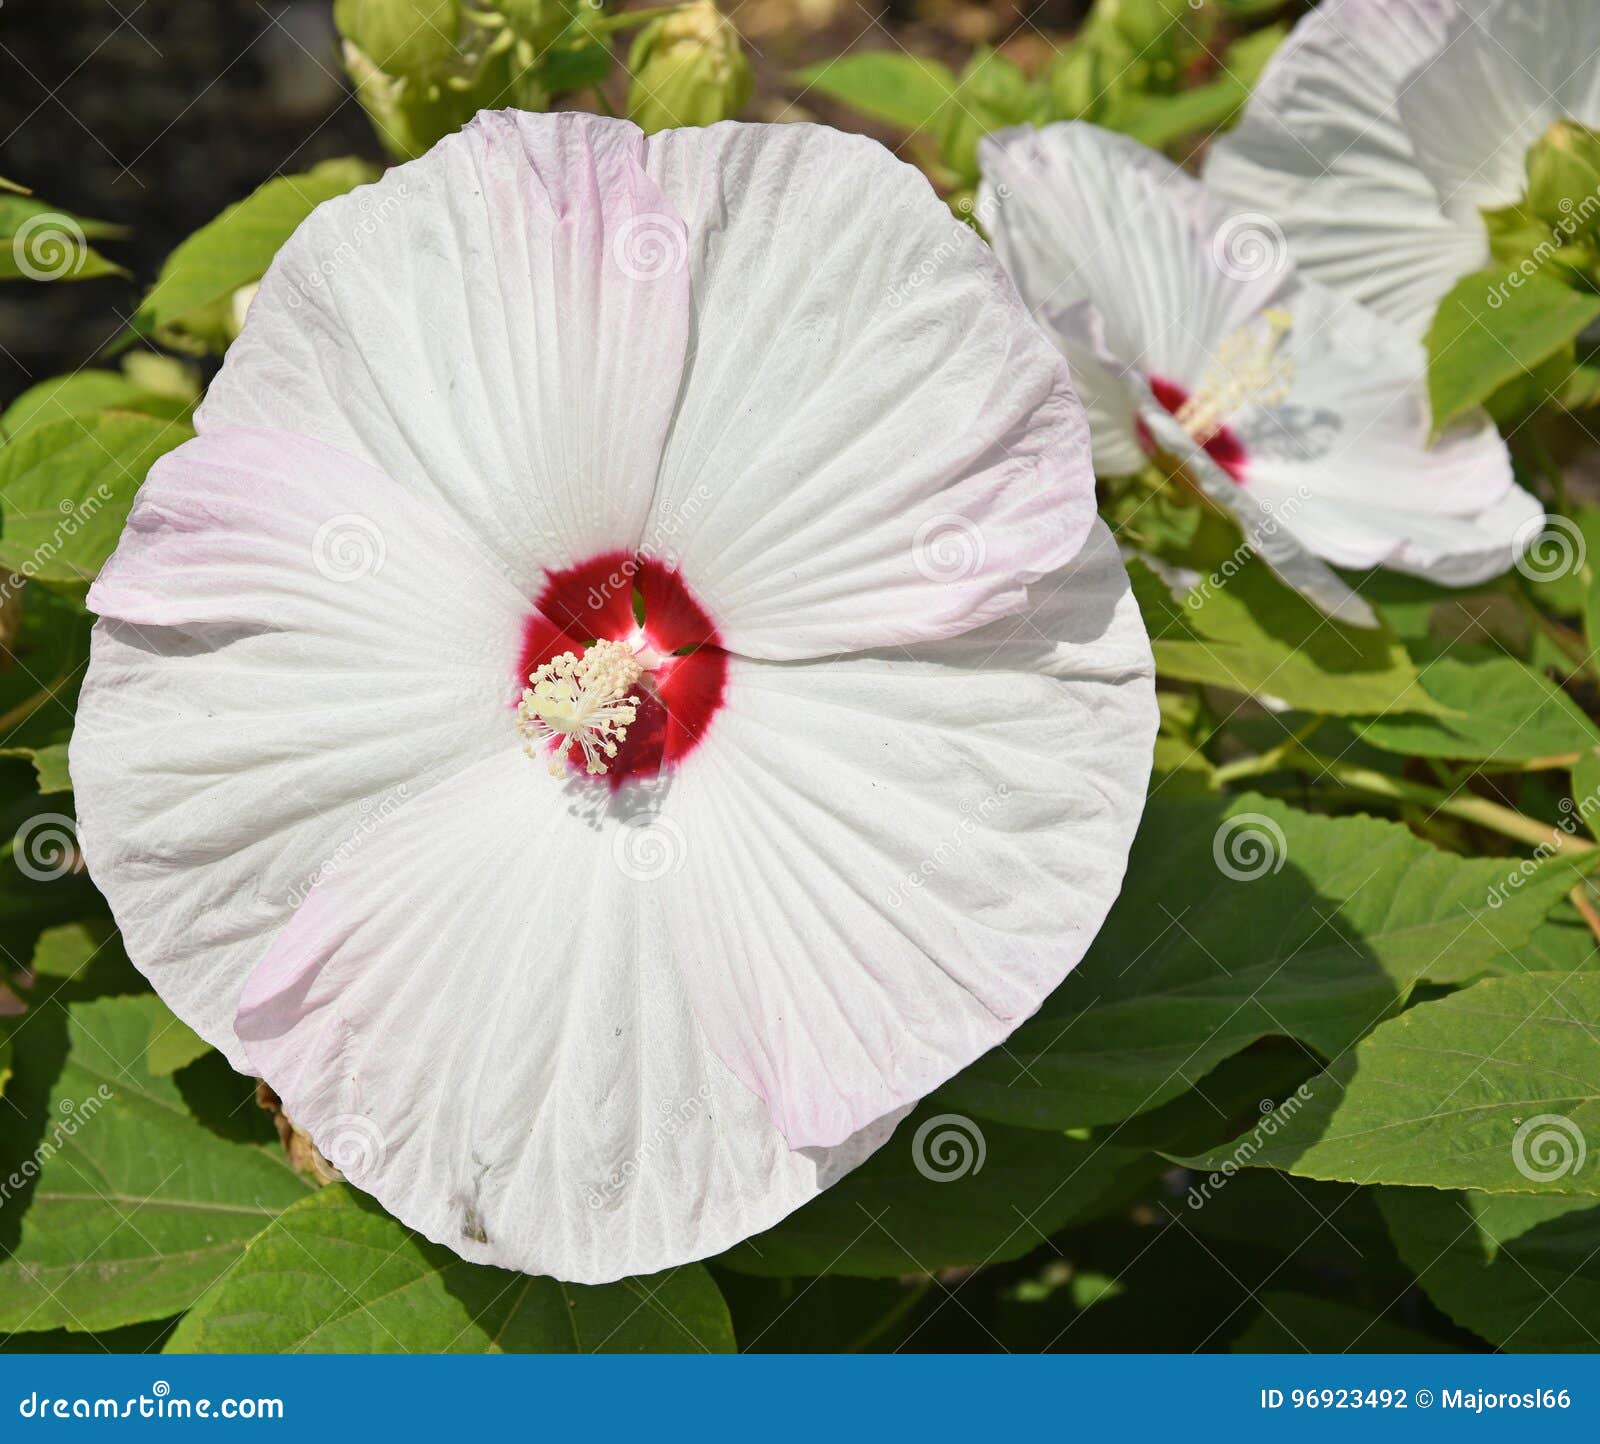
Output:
left=979, top=122, right=1540, bottom=626
left=70, top=112, right=1156, bottom=1283
left=1205, top=0, right=1600, bottom=340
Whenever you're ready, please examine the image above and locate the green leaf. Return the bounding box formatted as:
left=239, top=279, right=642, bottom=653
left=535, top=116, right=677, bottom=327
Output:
left=1131, top=558, right=1446, bottom=717
left=144, top=1002, right=211, bottom=1078
left=718, top=1103, right=1152, bottom=1278
left=135, top=159, right=376, bottom=347
left=1380, top=1187, right=1600, bottom=1352
left=790, top=53, right=956, bottom=133
left=1, top=367, right=193, bottom=442
left=167, top=1186, right=734, bottom=1353
left=941, top=795, right=1580, bottom=1131
left=1182, top=974, right=1600, bottom=1195
left=1355, top=642, right=1600, bottom=762
left=1231, top=1290, right=1461, bottom=1353
left=0, top=412, right=194, bottom=584
left=0, top=995, right=310, bottom=1332
left=1427, top=269, right=1600, bottom=434
left=24, top=919, right=142, bottom=999
left=0, top=196, right=123, bottom=282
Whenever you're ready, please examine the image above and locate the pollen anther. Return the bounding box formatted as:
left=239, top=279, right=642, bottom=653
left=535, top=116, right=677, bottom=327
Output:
left=518, top=639, right=645, bottom=777
left=1175, top=307, right=1295, bottom=444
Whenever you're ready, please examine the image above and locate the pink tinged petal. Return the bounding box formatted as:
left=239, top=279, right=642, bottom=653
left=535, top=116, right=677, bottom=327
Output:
left=234, top=748, right=904, bottom=1284
left=633, top=121, right=1095, bottom=659
left=658, top=522, right=1156, bottom=1148
left=197, top=111, right=691, bottom=587
left=1203, top=0, right=1484, bottom=339
left=71, top=427, right=527, bottom=1069
left=979, top=123, right=1293, bottom=401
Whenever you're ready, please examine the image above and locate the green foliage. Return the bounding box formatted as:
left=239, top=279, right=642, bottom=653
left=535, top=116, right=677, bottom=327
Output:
left=1183, top=975, right=1600, bottom=1194
left=627, top=0, right=751, bottom=134
left=134, top=160, right=377, bottom=352
left=942, top=795, right=1575, bottom=1131
left=0, top=413, right=193, bottom=584
left=0, top=195, right=124, bottom=283
left=169, top=1187, right=734, bottom=1353
left=1426, top=270, right=1600, bottom=434
left=0, top=997, right=311, bottom=1333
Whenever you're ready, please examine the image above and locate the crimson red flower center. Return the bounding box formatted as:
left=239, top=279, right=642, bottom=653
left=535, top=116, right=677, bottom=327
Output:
left=515, top=552, right=727, bottom=786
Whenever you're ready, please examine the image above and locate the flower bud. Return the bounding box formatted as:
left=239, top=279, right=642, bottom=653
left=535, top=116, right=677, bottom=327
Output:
left=333, top=0, right=462, bottom=76
left=626, top=1, right=752, bottom=135
left=1525, top=120, right=1600, bottom=238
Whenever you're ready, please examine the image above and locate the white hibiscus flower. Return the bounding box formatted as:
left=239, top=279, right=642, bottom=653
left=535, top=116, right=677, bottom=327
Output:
left=1205, top=0, right=1600, bottom=340
left=70, top=112, right=1156, bottom=1284
left=979, top=122, right=1541, bottom=627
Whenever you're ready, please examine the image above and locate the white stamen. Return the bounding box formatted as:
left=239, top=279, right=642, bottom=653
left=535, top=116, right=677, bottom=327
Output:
left=518, top=639, right=644, bottom=777
left=1175, top=307, right=1295, bottom=444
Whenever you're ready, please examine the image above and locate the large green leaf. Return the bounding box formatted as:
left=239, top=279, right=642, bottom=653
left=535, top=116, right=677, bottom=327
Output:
left=0, top=196, right=123, bottom=282
left=1130, top=559, right=1446, bottom=716
left=1427, top=270, right=1600, bottom=434
left=0, top=412, right=193, bottom=583
left=167, top=1186, right=733, bottom=1353
left=0, top=995, right=309, bottom=1332
left=1182, top=973, right=1600, bottom=1196
left=941, top=795, right=1580, bottom=1131
left=2, top=364, right=195, bottom=441
left=1355, top=642, right=1600, bottom=762
left=134, top=159, right=376, bottom=347
left=790, top=53, right=956, bottom=134
left=718, top=1104, right=1152, bottom=1278
left=1380, top=1187, right=1600, bottom=1352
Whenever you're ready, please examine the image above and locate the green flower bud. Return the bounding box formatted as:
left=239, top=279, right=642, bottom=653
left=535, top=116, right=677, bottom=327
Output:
left=1105, top=0, right=1190, bottom=53
left=333, top=0, right=462, bottom=77
left=626, top=1, right=752, bottom=135
left=1525, top=120, right=1600, bottom=239
left=1048, top=42, right=1109, bottom=120
left=495, top=0, right=579, bottom=54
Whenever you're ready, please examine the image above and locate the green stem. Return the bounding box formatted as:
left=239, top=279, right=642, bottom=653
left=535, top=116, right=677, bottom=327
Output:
left=1303, top=756, right=1595, bottom=856
left=846, top=1279, right=932, bottom=1353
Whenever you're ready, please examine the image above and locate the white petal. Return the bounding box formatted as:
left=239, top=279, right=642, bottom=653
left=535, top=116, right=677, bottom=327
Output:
left=198, top=111, right=690, bottom=586
left=657, top=522, right=1156, bottom=1148
left=635, top=121, right=1095, bottom=658
left=1401, top=0, right=1600, bottom=216
left=1204, top=0, right=1485, bottom=338
left=980, top=123, right=1292, bottom=396
left=235, top=747, right=903, bottom=1283
left=71, top=428, right=527, bottom=1069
